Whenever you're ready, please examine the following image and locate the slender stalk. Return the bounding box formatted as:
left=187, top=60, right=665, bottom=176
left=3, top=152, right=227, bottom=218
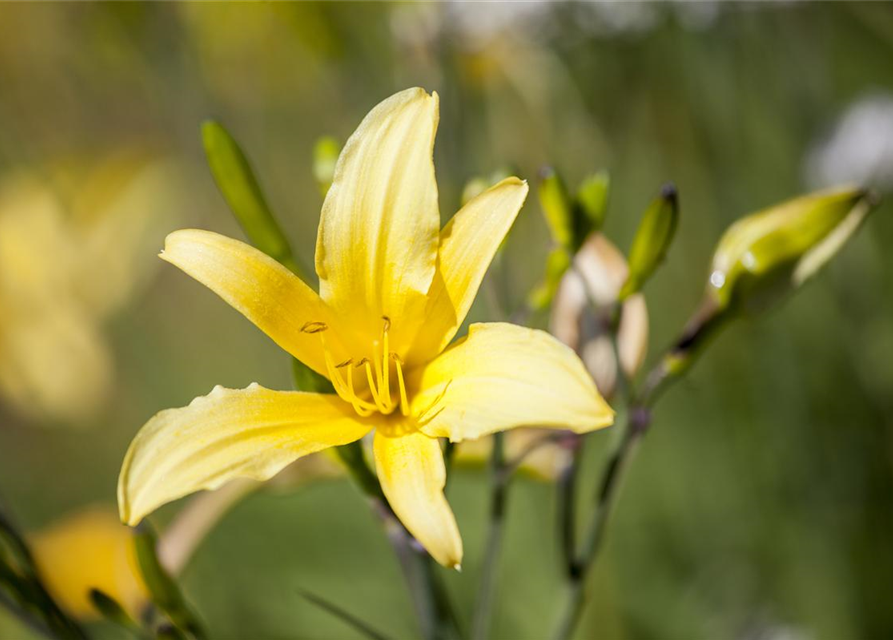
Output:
left=556, top=437, right=584, bottom=574
left=335, top=442, right=457, bottom=640
left=550, top=301, right=725, bottom=640
left=551, top=407, right=649, bottom=640
left=470, top=432, right=507, bottom=640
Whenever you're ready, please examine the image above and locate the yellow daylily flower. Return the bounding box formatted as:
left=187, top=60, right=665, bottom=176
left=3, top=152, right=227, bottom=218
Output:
left=118, top=88, right=614, bottom=568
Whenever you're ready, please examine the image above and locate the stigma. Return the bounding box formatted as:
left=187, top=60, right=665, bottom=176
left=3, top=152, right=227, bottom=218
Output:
left=301, top=317, right=410, bottom=418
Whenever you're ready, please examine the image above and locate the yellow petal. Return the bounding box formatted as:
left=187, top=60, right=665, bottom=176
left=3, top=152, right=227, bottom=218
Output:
left=406, top=177, right=529, bottom=366
left=410, top=323, right=614, bottom=442
left=373, top=429, right=462, bottom=568
left=118, top=384, right=370, bottom=526
left=161, top=229, right=351, bottom=376
left=30, top=506, right=146, bottom=620
left=315, top=88, right=440, bottom=352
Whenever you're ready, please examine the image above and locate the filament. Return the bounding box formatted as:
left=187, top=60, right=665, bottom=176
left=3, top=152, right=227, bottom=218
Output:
left=301, top=317, right=414, bottom=418
left=391, top=354, right=410, bottom=417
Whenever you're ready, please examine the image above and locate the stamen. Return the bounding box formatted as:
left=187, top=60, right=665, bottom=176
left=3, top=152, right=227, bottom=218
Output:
left=361, top=358, right=392, bottom=414
left=381, top=317, right=390, bottom=407
left=318, top=331, right=375, bottom=416
left=391, top=354, right=410, bottom=417
left=416, top=379, right=452, bottom=423
left=343, top=361, right=375, bottom=417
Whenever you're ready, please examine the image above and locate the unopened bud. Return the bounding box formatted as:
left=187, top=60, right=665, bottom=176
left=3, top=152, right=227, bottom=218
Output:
left=707, top=186, right=875, bottom=314
left=312, top=136, right=341, bottom=199
left=620, top=184, right=679, bottom=299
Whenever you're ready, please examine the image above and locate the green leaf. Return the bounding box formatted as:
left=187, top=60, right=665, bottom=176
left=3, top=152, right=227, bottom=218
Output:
left=299, top=589, right=393, bottom=640
left=201, top=120, right=303, bottom=278
left=620, top=184, right=679, bottom=299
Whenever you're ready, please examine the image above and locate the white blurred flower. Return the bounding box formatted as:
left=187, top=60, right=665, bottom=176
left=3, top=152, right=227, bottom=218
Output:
left=806, top=93, right=893, bottom=192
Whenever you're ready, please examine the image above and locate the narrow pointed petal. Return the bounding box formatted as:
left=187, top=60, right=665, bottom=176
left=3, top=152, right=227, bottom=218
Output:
left=161, top=229, right=350, bottom=376
left=411, top=323, right=614, bottom=442
left=407, top=178, right=529, bottom=366
left=315, top=88, right=440, bottom=351
left=373, top=430, right=462, bottom=568
left=118, top=384, right=371, bottom=526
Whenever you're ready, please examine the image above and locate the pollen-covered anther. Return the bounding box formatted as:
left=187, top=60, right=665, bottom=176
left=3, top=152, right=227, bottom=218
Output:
left=310, top=317, right=411, bottom=418
left=300, top=321, right=328, bottom=334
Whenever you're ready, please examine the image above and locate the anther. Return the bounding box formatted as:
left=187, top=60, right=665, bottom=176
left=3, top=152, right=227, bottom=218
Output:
left=336, top=359, right=352, bottom=368
left=301, top=321, right=328, bottom=334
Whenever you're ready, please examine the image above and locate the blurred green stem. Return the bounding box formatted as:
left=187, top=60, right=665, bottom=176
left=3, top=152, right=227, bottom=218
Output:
left=551, top=303, right=723, bottom=640
left=470, top=432, right=506, bottom=640
left=335, top=443, right=459, bottom=640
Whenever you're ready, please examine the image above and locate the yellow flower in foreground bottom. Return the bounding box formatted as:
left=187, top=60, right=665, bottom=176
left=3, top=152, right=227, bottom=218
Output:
left=31, top=508, right=146, bottom=619
left=118, top=88, right=614, bottom=568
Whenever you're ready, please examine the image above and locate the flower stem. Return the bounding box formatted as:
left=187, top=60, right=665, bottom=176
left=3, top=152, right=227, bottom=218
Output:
left=550, top=302, right=722, bottom=640
left=470, top=432, right=507, bottom=640
left=334, top=442, right=458, bottom=640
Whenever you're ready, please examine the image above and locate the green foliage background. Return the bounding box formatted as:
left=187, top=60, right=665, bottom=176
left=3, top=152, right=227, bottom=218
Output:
left=1, top=3, right=892, bottom=638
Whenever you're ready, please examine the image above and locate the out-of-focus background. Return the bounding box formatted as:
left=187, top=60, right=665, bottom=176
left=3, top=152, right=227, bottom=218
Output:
left=1, top=3, right=892, bottom=639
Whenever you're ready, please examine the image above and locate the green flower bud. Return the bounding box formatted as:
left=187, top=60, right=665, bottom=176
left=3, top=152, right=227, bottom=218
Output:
left=575, top=171, right=610, bottom=235
left=201, top=120, right=302, bottom=278
left=312, top=136, right=341, bottom=199
left=707, top=186, right=875, bottom=315
left=538, top=166, right=574, bottom=249
left=619, top=184, right=679, bottom=299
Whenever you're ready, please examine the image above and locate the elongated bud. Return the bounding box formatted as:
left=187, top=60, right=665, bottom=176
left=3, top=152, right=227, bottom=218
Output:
left=620, top=184, right=679, bottom=299
left=89, top=589, right=140, bottom=631
left=575, top=172, right=610, bottom=235
left=538, top=166, right=574, bottom=249
left=528, top=247, right=572, bottom=311
left=201, top=120, right=302, bottom=278
left=707, top=186, right=876, bottom=315
left=313, top=136, right=341, bottom=199
left=134, top=524, right=205, bottom=639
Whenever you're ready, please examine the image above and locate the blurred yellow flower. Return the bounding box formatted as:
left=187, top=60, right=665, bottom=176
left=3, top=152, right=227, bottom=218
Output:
left=0, top=154, right=186, bottom=424
left=30, top=507, right=146, bottom=620
left=118, top=88, right=614, bottom=568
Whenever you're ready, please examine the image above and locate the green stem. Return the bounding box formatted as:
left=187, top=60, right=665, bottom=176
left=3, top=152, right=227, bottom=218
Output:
left=556, top=437, right=584, bottom=575
left=335, top=442, right=457, bottom=640
left=470, top=432, right=507, bottom=640
left=550, top=300, right=727, bottom=640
